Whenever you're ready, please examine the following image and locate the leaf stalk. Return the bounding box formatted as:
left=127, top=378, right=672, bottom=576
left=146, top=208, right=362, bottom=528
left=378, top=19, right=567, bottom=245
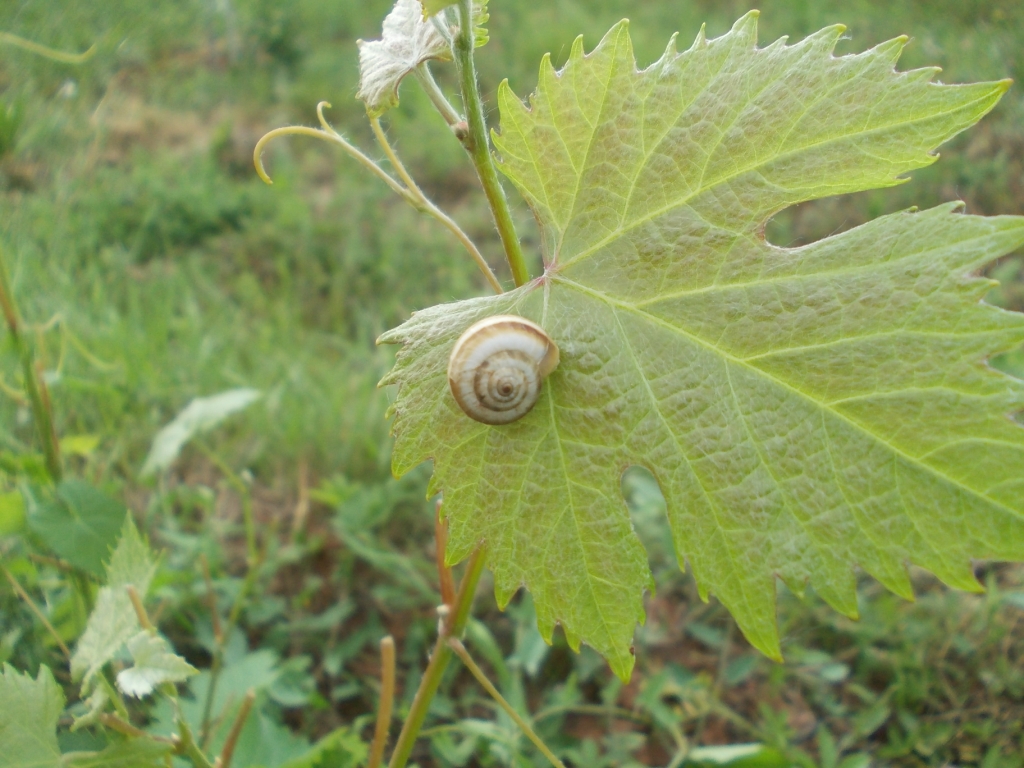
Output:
left=413, top=63, right=463, bottom=127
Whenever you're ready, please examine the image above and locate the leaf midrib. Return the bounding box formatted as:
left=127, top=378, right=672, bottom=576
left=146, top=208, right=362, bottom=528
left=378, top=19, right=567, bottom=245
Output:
left=553, top=274, right=1024, bottom=523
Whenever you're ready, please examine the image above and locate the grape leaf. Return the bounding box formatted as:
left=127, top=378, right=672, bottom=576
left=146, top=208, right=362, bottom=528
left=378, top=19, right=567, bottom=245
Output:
left=72, top=519, right=158, bottom=685
left=0, top=664, right=63, bottom=768
left=380, top=13, right=1024, bottom=678
left=357, top=0, right=488, bottom=118
left=116, top=631, right=198, bottom=698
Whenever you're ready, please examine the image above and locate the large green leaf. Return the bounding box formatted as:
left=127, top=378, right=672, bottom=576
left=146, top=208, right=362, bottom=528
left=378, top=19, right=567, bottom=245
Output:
left=380, top=13, right=1024, bottom=678
left=0, top=664, right=64, bottom=768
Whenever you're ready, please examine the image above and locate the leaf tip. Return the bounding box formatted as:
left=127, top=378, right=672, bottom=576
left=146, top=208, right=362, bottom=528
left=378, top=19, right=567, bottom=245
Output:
left=691, top=23, right=707, bottom=51
left=731, top=9, right=760, bottom=43
left=873, top=34, right=909, bottom=65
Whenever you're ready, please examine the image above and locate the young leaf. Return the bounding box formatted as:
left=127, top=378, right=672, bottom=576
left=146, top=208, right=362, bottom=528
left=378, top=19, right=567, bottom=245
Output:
left=140, top=387, right=261, bottom=477
left=71, top=519, right=158, bottom=685
left=380, top=13, right=1024, bottom=678
left=357, top=0, right=489, bottom=117
left=0, top=664, right=64, bottom=768
left=116, top=631, right=198, bottom=697
left=25, top=480, right=127, bottom=577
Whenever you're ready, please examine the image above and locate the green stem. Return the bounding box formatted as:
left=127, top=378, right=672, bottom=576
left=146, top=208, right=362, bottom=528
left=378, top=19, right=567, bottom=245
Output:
left=176, top=699, right=216, bottom=768
left=453, top=0, right=529, bottom=288
left=0, top=245, right=62, bottom=482
left=414, top=64, right=462, bottom=127
left=387, top=548, right=487, bottom=768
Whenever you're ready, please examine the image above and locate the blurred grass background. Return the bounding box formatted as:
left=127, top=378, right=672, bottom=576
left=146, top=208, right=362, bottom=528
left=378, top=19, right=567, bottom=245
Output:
left=0, top=0, right=1023, bottom=766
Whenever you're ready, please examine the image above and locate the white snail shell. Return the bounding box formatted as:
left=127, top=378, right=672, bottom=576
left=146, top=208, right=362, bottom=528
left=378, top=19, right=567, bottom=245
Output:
left=448, top=315, right=560, bottom=425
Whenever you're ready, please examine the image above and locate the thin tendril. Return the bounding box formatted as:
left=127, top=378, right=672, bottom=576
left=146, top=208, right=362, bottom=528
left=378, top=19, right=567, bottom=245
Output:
left=255, top=104, right=502, bottom=292
left=368, top=116, right=502, bottom=293
left=0, top=32, right=95, bottom=64
left=253, top=123, right=410, bottom=200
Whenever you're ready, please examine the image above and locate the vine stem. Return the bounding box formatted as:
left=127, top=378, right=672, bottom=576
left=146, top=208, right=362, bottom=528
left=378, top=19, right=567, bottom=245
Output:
left=453, top=0, right=530, bottom=288
left=447, top=637, right=566, bottom=768
left=0, top=244, right=62, bottom=482
left=387, top=547, right=487, bottom=768
left=254, top=104, right=502, bottom=294
left=0, top=32, right=95, bottom=64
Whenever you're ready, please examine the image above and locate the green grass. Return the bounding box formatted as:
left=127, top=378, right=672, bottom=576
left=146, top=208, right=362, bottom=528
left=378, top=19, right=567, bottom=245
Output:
left=1, top=0, right=1023, bottom=766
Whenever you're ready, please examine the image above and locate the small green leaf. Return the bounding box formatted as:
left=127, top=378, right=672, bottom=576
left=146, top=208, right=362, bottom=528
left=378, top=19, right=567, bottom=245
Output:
left=0, top=664, right=64, bottom=768
left=140, top=388, right=260, bottom=477
left=382, top=13, right=1024, bottom=679
left=116, top=631, right=198, bottom=698
left=26, top=480, right=127, bottom=577
left=63, top=739, right=173, bottom=768
left=0, top=490, right=25, bottom=536
left=71, top=520, right=158, bottom=685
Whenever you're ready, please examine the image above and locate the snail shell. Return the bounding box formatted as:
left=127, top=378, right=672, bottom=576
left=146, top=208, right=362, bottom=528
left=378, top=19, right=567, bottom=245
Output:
left=448, top=315, right=560, bottom=425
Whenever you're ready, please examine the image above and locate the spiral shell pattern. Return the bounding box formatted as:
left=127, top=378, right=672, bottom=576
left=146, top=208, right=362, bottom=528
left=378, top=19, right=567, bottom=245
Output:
left=448, top=315, right=560, bottom=425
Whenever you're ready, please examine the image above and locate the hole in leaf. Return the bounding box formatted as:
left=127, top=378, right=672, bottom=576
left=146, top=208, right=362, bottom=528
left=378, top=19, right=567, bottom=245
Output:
left=621, top=466, right=679, bottom=576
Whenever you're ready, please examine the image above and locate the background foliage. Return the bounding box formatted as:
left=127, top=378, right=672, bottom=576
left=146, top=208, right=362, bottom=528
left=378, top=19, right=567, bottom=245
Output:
left=0, top=0, right=1023, bottom=766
